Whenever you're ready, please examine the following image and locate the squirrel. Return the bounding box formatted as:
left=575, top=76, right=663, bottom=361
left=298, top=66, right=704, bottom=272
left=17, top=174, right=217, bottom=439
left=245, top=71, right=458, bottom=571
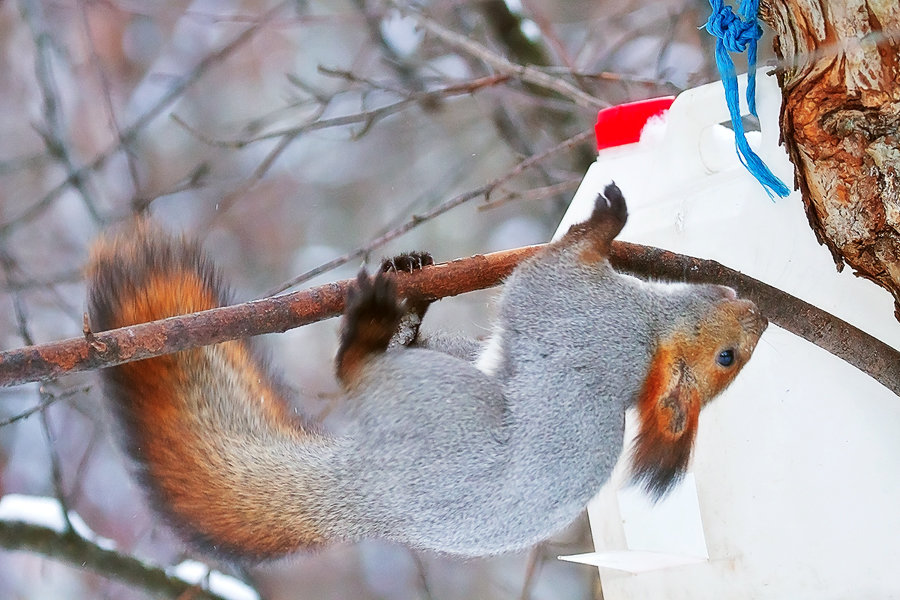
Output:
left=86, top=184, right=767, bottom=560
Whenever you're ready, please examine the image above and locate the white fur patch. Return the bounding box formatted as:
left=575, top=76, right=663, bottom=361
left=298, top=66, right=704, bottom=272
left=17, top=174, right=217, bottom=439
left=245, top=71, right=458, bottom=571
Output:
left=475, top=328, right=505, bottom=376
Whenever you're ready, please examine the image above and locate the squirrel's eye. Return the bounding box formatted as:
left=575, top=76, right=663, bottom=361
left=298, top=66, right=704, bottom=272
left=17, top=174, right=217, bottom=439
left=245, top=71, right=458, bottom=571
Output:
left=716, top=349, right=735, bottom=367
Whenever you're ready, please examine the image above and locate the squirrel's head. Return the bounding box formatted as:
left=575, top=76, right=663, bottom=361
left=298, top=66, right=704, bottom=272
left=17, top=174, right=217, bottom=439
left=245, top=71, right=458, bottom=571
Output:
left=630, top=284, right=767, bottom=499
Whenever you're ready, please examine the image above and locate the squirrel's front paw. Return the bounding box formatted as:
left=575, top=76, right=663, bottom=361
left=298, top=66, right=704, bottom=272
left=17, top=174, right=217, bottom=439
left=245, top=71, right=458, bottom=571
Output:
left=380, top=251, right=434, bottom=325
left=380, top=252, right=434, bottom=274
left=336, top=270, right=405, bottom=383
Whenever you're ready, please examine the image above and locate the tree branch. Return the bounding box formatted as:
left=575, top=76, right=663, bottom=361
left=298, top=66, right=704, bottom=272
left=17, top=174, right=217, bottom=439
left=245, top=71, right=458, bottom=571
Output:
left=176, top=73, right=511, bottom=148
left=0, top=242, right=896, bottom=395
left=388, top=1, right=608, bottom=110
left=263, top=128, right=595, bottom=296
left=0, top=521, right=232, bottom=600
left=0, top=246, right=536, bottom=388
left=19, top=0, right=102, bottom=223
left=0, top=1, right=288, bottom=237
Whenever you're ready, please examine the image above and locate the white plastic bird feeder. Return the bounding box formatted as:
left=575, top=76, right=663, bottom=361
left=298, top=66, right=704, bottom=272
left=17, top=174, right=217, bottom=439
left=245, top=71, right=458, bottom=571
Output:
left=557, top=73, right=900, bottom=599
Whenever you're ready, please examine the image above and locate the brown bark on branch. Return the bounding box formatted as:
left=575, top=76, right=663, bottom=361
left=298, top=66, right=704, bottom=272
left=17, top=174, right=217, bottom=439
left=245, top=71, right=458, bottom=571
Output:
left=0, top=246, right=538, bottom=388
left=0, top=243, right=897, bottom=394
left=762, top=0, right=900, bottom=320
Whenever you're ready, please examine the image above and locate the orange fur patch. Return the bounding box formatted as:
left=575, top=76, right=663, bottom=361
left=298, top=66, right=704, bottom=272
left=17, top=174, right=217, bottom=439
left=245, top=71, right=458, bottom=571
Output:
left=631, top=346, right=700, bottom=498
left=90, top=220, right=331, bottom=558
left=131, top=345, right=330, bottom=557
left=114, top=344, right=331, bottom=558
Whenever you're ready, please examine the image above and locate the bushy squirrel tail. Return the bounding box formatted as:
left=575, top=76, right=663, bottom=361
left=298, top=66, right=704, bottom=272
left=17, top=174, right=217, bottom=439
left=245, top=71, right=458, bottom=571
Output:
left=87, top=219, right=335, bottom=559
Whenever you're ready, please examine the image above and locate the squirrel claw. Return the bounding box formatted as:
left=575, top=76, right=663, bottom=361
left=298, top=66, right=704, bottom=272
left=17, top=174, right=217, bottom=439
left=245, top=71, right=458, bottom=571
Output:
left=380, top=252, right=434, bottom=274
left=379, top=252, right=434, bottom=323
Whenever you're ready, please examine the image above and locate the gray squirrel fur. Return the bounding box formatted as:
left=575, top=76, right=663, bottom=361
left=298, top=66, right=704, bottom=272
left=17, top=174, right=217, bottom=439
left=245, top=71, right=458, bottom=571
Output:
left=87, top=183, right=767, bottom=559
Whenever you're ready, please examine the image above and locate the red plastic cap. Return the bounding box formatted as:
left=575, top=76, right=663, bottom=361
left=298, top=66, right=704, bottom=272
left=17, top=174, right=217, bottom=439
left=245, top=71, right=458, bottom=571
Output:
left=594, top=96, right=675, bottom=150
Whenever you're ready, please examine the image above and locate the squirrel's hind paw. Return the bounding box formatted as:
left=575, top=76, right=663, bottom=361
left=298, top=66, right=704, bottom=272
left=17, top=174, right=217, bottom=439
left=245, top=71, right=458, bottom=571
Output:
left=598, top=183, right=627, bottom=229
left=558, top=181, right=629, bottom=262
left=589, top=182, right=628, bottom=237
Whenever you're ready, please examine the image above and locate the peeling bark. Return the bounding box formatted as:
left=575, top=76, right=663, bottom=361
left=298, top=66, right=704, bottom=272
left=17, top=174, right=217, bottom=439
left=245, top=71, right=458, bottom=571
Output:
left=762, top=0, right=900, bottom=320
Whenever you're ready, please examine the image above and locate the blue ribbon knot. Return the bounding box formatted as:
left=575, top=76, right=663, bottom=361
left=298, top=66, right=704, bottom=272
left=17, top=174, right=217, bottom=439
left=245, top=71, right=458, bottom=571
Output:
left=706, top=0, right=761, bottom=52
left=705, top=0, right=790, bottom=198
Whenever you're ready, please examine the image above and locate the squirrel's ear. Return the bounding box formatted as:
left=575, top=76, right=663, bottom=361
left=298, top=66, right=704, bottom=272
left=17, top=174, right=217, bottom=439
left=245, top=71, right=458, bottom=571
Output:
left=630, top=347, right=700, bottom=499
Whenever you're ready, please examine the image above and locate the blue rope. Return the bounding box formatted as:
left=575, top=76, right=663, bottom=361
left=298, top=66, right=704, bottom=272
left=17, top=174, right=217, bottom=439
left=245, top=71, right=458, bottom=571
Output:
left=706, top=0, right=790, bottom=198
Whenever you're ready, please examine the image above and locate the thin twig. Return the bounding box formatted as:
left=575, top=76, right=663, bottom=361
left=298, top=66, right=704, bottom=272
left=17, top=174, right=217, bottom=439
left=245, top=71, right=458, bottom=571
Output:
left=0, top=1, right=288, bottom=237
left=0, top=253, right=36, bottom=349
left=520, top=0, right=577, bottom=74
left=132, top=162, right=212, bottom=211
left=389, top=1, right=607, bottom=109
left=69, top=421, right=101, bottom=504
left=350, top=0, right=431, bottom=98
left=39, top=408, right=74, bottom=533
left=0, top=386, right=86, bottom=427
left=19, top=0, right=102, bottom=223
left=409, top=551, right=435, bottom=600
left=0, top=394, right=54, bottom=427
left=0, top=244, right=83, bottom=327
left=76, top=0, right=141, bottom=195
left=0, top=243, right=75, bottom=531
left=199, top=124, right=315, bottom=222
left=0, top=269, right=83, bottom=292
left=0, top=151, right=50, bottom=176
left=653, top=7, right=682, bottom=79
left=539, top=66, right=680, bottom=88
left=178, top=74, right=510, bottom=148
left=177, top=74, right=506, bottom=225
left=478, top=178, right=582, bottom=210
left=0, top=521, right=232, bottom=600
left=264, top=128, right=594, bottom=296
left=318, top=65, right=429, bottom=96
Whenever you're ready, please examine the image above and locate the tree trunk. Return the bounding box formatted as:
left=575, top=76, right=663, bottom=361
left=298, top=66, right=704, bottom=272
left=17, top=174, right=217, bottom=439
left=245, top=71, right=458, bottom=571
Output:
left=762, top=0, right=900, bottom=320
